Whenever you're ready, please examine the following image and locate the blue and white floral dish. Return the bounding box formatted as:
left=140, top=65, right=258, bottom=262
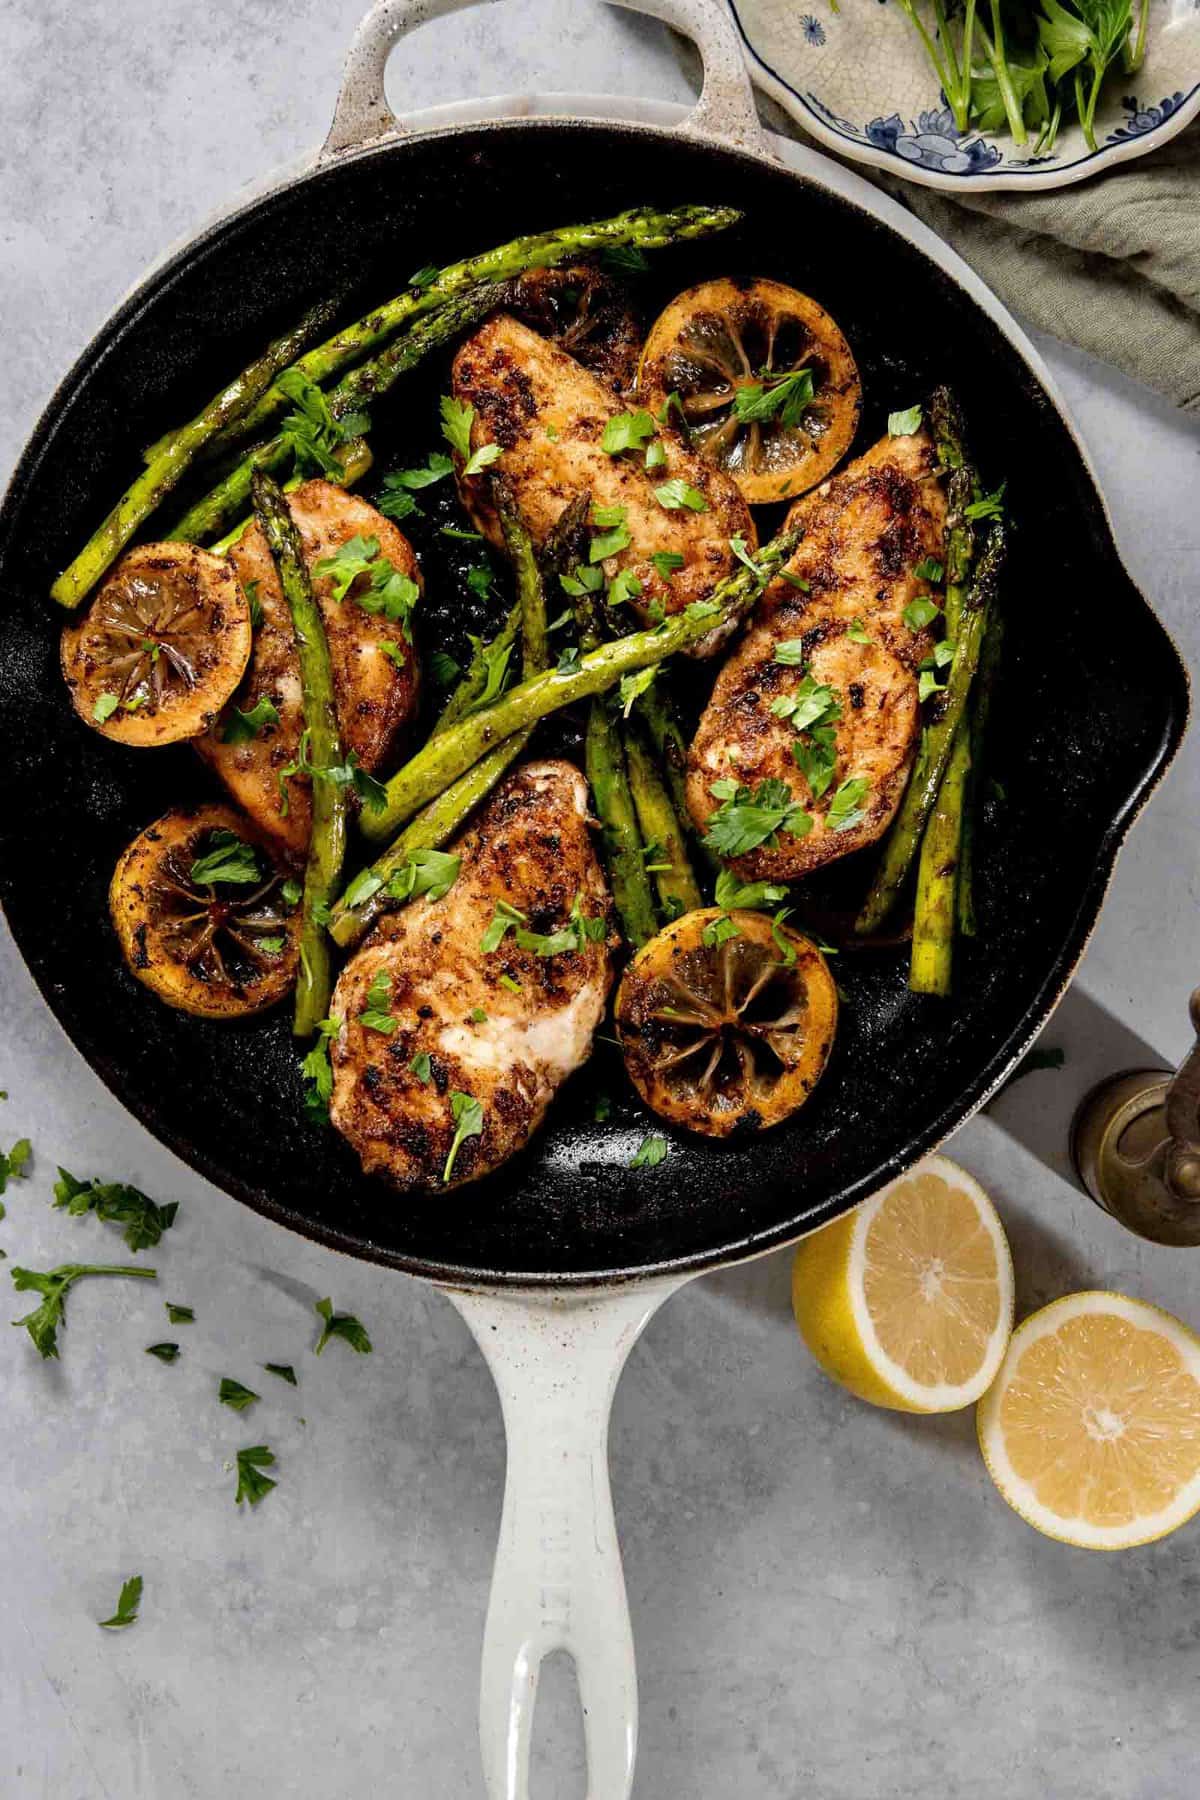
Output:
left=728, top=0, right=1200, bottom=190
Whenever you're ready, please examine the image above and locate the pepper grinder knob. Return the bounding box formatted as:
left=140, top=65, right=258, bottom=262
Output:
left=1071, top=989, right=1200, bottom=1244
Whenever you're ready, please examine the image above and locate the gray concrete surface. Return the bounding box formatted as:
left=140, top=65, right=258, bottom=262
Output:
left=2, top=3, right=1200, bottom=1795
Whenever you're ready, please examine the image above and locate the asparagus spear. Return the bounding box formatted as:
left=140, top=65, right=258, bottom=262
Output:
left=250, top=472, right=347, bottom=1036
left=588, top=701, right=659, bottom=949
left=163, top=289, right=496, bottom=545
left=956, top=615, right=1004, bottom=938
left=634, top=678, right=717, bottom=875
left=623, top=723, right=703, bottom=921
left=855, top=522, right=1006, bottom=935
left=910, top=725, right=971, bottom=994
left=207, top=438, right=372, bottom=556
left=171, top=205, right=742, bottom=461
left=362, top=527, right=803, bottom=842
left=49, top=301, right=335, bottom=608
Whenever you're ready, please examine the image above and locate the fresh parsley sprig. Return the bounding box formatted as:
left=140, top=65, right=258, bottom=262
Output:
left=53, top=1169, right=178, bottom=1252
left=314, top=1297, right=373, bottom=1356
left=11, top=1262, right=157, bottom=1359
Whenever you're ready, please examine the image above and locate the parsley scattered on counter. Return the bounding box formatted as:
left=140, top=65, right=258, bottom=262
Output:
left=234, top=1445, right=277, bottom=1508
left=99, top=1575, right=142, bottom=1631
left=219, top=1377, right=260, bottom=1413
left=53, top=1168, right=178, bottom=1252
left=11, top=1262, right=156, bottom=1359
left=145, top=1342, right=180, bottom=1364
left=165, top=1302, right=195, bottom=1324
left=263, top=1363, right=298, bottom=1386
left=314, top=1297, right=373, bottom=1357
left=0, top=1136, right=30, bottom=1195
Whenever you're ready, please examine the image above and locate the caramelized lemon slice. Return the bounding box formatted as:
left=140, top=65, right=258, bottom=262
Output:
left=978, top=1292, right=1200, bottom=1549
left=638, top=277, right=860, bottom=504
left=62, top=543, right=251, bottom=746
left=615, top=908, right=838, bottom=1137
left=110, top=804, right=299, bottom=1018
left=793, top=1156, right=1014, bottom=1412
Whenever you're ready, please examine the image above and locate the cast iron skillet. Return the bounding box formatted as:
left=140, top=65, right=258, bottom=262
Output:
left=0, top=16, right=1187, bottom=1292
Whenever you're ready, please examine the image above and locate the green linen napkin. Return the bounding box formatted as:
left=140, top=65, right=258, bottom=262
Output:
left=672, top=27, right=1200, bottom=410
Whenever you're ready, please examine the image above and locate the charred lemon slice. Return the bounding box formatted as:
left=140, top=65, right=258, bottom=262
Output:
left=615, top=908, right=838, bottom=1137
left=638, top=278, right=861, bottom=505
left=507, top=264, right=641, bottom=392
left=62, top=543, right=251, bottom=746
left=110, top=804, right=299, bottom=1018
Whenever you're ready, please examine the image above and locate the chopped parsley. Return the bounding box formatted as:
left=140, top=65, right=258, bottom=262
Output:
left=443, top=1092, right=484, bottom=1184
left=847, top=618, right=872, bottom=644
left=704, top=778, right=812, bottom=859
left=165, top=1302, right=194, bottom=1324
left=617, top=665, right=657, bottom=718
left=777, top=569, right=811, bottom=593
left=732, top=367, right=814, bottom=427
left=903, top=598, right=941, bottom=632
left=601, top=410, right=656, bottom=456
left=770, top=909, right=798, bottom=967
left=560, top=563, right=604, bottom=598
left=234, top=1445, right=277, bottom=1508
left=713, top=871, right=789, bottom=911
left=92, top=692, right=120, bottom=724
left=145, top=1342, right=180, bottom=1364
left=606, top=568, right=642, bottom=607
left=772, top=673, right=843, bottom=802
left=221, top=694, right=280, bottom=744
left=440, top=394, right=501, bottom=476
left=99, top=1575, right=142, bottom=1631
left=409, top=1052, right=433, bottom=1085
left=190, top=830, right=261, bottom=887
left=701, top=913, right=741, bottom=949
left=429, top=648, right=462, bottom=686
left=965, top=482, right=1007, bottom=522
left=383, top=846, right=461, bottom=906
left=644, top=439, right=667, bottom=472
left=589, top=502, right=631, bottom=562
left=601, top=242, right=650, bottom=275
left=313, top=537, right=420, bottom=639
left=53, top=1168, right=178, bottom=1252
left=277, top=369, right=363, bottom=476
left=379, top=639, right=405, bottom=671
left=913, top=556, right=944, bottom=584
left=314, top=1297, right=373, bottom=1356
left=218, top=1377, right=260, bottom=1413
left=773, top=639, right=809, bottom=668
left=827, top=776, right=871, bottom=833
left=244, top=579, right=263, bottom=627
left=918, top=668, right=947, bottom=703
left=300, top=1015, right=341, bottom=1124
left=650, top=550, right=685, bottom=581
left=358, top=969, right=397, bottom=1035
left=11, top=1262, right=156, bottom=1360
left=466, top=634, right=515, bottom=710
left=888, top=404, right=923, bottom=437
left=469, top=1006, right=488, bottom=1024
left=654, top=478, right=708, bottom=513
left=631, top=1134, right=668, bottom=1170
left=499, top=974, right=522, bottom=994
left=0, top=1135, right=30, bottom=1195
left=480, top=899, right=528, bottom=954
left=263, top=1363, right=298, bottom=1385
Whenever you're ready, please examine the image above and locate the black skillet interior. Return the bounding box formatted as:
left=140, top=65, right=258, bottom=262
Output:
left=0, top=121, right=1187, bottom=1285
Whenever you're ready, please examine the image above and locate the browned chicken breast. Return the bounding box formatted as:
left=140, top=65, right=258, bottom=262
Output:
left=764, top=426, right=946, bottom=670
left=451, top=314, right=755, bottom=647
left=688, top=428, right=946, bottom=882
left=329, top=761, right=613, bottom=1191
left=197, top=480, right=421, bottom=860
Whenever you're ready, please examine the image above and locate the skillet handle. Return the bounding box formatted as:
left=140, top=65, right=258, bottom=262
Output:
left=322, top=0, right=769, bottom=159
left=442, top=1274, right=690, bottom=1800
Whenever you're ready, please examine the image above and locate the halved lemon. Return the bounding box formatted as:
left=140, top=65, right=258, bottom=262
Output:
left=637, top=277, right=860, bottom=504
left=977, top=1292, right=1200, bottom=1550
left=792, top=1156, right=1014, bottom=1412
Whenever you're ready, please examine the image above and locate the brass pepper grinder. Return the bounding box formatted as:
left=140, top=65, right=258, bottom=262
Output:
left=1072, top=989, right=1200, bottom=1245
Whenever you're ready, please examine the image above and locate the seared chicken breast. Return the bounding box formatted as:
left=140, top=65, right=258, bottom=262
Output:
left=329, top=761, right=612, bottom=1191
left=451, top=314, right=755, bottom=647
left=688, top=428, right=946, bottom=882
left=197, top=480, right=421, bottom=860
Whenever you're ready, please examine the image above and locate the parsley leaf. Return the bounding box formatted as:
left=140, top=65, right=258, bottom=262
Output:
left=560, top=563, right=604, bottom=597
left=430, top=648, right=462, bottom=686
left=466, top=634, right=515, bottom=710
left=771, top=909, right=798, bottom=967
left=300, top=1016, right=341, bottom=1124
left=264, top=1362, right=298, bottom=1385
left=601, top=243, right=650, bottom=275
left=512, top=895, right=606, bottom=959
left=277, top=370, right=356, bottom=476
left=589, top=502, right=632, bottom=561
left=601, top=410, right=657, bottom=456
left=314, top=534, right=379, bottom=600
left=654, top=478, right=708, bottom=513
left=99, top=1575, right=142, bottom=1631
left=166, top=1302, right=194, bottom=1324
left=713, top=871, right=789, bottom=911
left=53, top=1168, right=178, bottom=1252
left=439, top=394, right=476, bottom=459
left=913, top=556, right=944, bottom=583
left=410, top=1051, right=433, bottom=1085
left=219, top=1376, right=260, bottom=1413
left=190, top=830, right=261, bottom=887
left=827, top=776, right=871, bottom=833
left=145, top=1342, right=179, bottom=1363
left=903, top=598, right=941, bottom=632
left=606, top=568, right=642, bottom=608
left=358, top=968, right=396, bottom=1035
left=221, top=694, right=280, bottom=744
left=463, top=441, right=502, bottom=478
left=385, top=847, right=461, bottom=905
left=888, top=405, right=923, bottom=437
left=919, top=669, right=947, bottom=703
left=314, top=1297, right=373, bottom=1356
left=244, top=579, right=263, bottom=627
left=617, top=666, right=657, bottom=718
left=444, top=1092, right=485, bottom=1184
left=379, top=639, right=406, bottom=671
left=234, top=1445, right=277, bottom=1508
left=773, top=639, right=809, bottom=667
left=93, top=692, right=120, bottom=724
left=965, top=482, right=1007, bottom=522
left=0, top=1136, right=31, bottom=1195
left=701, top=913, right=741, bottom=949
left=732, top=367, right=815, bottom=427
left=11, top=1262, right=156, bottom=1360
left=650, top=550, right=684, bottom=581
left=704, top=779, right=813, bottom=859
left=631, top=1134, right=668, bottom=1169
left=847, top=618, right=872, bottom=644
left=480, top=899, right=528, bottom=954
left=408, top=262, right=439, bottom=289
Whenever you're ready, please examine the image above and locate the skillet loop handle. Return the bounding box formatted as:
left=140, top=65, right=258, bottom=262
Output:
left=443, top=1276, right=688, bottom=1800
left=1164, top=987, right=1200, bottom=1201
left=322, top=0, right=769, bottom=159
